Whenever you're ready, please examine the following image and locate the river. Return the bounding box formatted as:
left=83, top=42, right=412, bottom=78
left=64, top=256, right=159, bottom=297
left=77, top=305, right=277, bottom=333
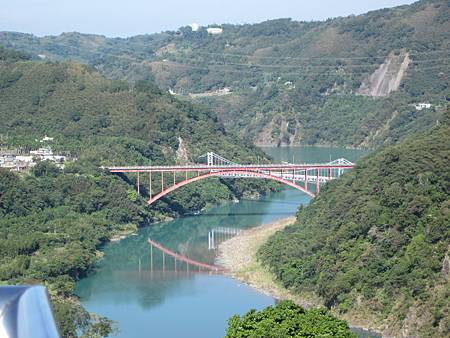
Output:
left=76, top=146, right=379, bottom=338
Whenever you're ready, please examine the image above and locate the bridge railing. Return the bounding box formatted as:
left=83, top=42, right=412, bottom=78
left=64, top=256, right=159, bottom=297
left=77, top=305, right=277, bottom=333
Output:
left=104, top=153, right=355, bottom=204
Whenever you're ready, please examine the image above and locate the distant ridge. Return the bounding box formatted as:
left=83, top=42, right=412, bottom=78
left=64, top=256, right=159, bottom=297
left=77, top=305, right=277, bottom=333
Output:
left=0, top=0, right=448, bottom=148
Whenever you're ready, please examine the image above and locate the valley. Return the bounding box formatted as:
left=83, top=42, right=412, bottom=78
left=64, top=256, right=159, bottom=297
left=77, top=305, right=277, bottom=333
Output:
left=0, top=1, right=449, bottom=337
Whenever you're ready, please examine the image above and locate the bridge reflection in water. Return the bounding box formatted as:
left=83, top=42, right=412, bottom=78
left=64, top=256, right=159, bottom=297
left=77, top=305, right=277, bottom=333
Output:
left=207, top=227, right=241, bottom=250
left=147, top=238, right=225, bottom=273
left=79, top=147, right=367, bottom=338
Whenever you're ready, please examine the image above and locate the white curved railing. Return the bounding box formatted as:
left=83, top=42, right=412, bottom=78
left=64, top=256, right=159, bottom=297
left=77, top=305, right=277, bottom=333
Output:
left=0, top=286, right=60, bottom=338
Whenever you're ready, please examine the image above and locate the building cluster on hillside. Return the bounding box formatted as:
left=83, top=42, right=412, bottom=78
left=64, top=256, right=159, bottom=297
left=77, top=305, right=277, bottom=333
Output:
left=0, top=136, right=69, bottom=172
left=0, top=147, right=67, bottom=172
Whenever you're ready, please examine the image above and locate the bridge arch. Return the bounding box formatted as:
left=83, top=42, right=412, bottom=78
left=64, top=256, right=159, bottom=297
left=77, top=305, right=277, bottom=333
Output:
left=147, top=169, right=315, bottom=205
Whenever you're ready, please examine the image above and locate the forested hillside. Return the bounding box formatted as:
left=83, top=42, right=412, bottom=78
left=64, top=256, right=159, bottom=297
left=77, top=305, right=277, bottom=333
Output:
left=0, top=47, right=275, bottom=336
left=258, top=111, right=450, bottom=337
left=0, top=46, right=275, bottom=208
left=0, top=164, right=147, bottom=337
left=1, top=0, right=448, bottom=147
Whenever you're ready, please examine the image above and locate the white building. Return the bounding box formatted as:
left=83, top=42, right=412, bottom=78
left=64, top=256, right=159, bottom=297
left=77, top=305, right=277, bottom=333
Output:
left=207, top=27, right=223, bottom=35
left=15, top=155, right=34, bottom=163
left=217, top=87, right=231, bottom=94
left=40, top=135, right=54, bottom=142
left=30, top=147, right=53, bottom=157
left=0, top=153, right=29, bottom=171
left=30, top=147, right=66, bottom=163
left=415, top=103, right=432, bottom=111
left=189, top=22, right=200, bottom=32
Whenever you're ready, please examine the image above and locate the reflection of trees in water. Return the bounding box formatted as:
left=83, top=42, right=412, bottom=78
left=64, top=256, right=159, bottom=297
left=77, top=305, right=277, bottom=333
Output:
left=78, top=147, right=366, bottom=315
left=78, top=196, right=278, bottom=307
left=133, top=271, right=226, bottom=310
left=92, top=192, right=303, bottom=275
left=193, top=211, right=293, bottom=217
left=78, top=270, right=202, bottom=309
left=238, top=198, right=301, bottom=206
left=143, top=199, right=273, bottom=258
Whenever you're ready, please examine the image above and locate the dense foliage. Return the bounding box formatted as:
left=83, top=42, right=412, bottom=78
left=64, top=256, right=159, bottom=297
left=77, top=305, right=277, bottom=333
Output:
left=0, top=45, right=30, bottom=62
left=259, top=115, right=450, bottom=337
left=0, top=0, right=448, bottom=147
left=0, top=1, right=448, bottom=336
left=0, top=50, right=277, bottom=336
left=0, top=163, right=151, bottom=336
left=225, top=300, right=356, bottom=338
left=0, top=51, right=276, bottom=210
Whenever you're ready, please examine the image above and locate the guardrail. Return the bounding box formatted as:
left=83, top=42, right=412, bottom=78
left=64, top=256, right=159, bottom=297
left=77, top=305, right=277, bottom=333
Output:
left=0, top=285, right=60, bottom=338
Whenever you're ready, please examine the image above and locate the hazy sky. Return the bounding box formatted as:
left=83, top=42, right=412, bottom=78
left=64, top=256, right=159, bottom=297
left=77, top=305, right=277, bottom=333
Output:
left=1, top=0, right=417, bottom=37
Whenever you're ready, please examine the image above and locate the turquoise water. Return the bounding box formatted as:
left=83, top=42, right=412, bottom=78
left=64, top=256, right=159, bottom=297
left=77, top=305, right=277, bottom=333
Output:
left=76, top=147, right=378, bottom=338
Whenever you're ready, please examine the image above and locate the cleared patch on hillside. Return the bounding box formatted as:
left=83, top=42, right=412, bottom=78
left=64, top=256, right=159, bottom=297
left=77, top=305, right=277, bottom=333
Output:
left=359, top=51, right=411, bottom=97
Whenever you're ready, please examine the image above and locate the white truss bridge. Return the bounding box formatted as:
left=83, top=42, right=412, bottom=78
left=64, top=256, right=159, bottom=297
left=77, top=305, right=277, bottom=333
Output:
left=199, top=152, right=354, bottom=183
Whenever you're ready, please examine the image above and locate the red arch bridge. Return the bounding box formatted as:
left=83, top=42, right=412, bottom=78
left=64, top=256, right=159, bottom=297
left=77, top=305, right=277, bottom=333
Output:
left=105, top=152, right=354, bottom=205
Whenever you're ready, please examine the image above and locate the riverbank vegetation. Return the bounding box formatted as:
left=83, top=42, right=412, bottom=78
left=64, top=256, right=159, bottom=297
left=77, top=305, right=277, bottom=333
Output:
left=259, top=112, right=450, bottom=337
left=0, top=163, right=150, bottom=336
left=0, top=1, right=448, bottom=335
left=225, top=300, right=356, bottom=338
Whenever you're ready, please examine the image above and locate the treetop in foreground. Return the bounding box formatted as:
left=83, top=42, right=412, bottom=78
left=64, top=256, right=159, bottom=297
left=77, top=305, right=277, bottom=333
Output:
left=225, top=300, right=356, bottom=338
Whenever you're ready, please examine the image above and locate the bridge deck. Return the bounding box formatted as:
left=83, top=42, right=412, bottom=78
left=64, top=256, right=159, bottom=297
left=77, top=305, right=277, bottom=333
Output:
left=105, top=155, right=355, bottom=204
left=106, top=163, right=354, bottom=172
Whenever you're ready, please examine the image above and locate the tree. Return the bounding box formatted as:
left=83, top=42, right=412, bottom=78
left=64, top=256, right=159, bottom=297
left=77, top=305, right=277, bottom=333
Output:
left=32, top=161, right=60, bottom=177
left=225, top=301, right=356, bottom=338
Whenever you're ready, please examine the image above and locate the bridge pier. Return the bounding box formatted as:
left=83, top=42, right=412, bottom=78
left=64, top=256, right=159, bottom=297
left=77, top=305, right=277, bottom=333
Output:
left=305, top=170, right=308, bottom=190
left=149, top=172, right=152, bottom=198
left=150, top=244, right=153, bottom=271
left=137, top=172, right=140, bottom=195
left=316, top=169, right=320, bottom=193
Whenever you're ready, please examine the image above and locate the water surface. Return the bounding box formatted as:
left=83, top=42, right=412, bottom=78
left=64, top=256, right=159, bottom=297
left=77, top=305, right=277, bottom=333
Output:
left=77, top=147, right=374, bottom=338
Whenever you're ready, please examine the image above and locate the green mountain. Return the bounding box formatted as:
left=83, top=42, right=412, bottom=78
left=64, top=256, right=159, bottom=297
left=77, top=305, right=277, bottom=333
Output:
left=258, top=110, right=450, bottom=337
left=0, top=47, right=275, bottom=337
left=0, top=46, right=275, bottom=207
left=1, top=0, right=448, bottom=147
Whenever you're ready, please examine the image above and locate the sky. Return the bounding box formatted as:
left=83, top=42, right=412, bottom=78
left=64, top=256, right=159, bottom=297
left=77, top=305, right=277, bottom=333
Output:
left=0, top=0, right=417, bottom=37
